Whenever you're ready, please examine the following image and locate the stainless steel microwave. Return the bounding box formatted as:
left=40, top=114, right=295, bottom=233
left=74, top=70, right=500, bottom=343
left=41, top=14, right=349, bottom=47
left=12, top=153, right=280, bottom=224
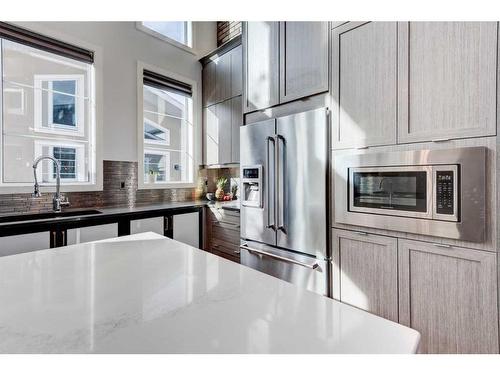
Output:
left=335, top=147, right=486, bottom=242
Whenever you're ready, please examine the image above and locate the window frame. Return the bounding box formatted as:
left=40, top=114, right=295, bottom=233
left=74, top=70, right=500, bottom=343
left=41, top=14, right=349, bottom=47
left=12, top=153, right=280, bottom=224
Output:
left=136, top=22, right=195, bottom=55
left=33, top=74, right=85, bottom=136
left=137, top=61, right=199, bottom=190
left=143, top=148, right=170, bottom=183
left=143, top=117, right=170, bottom=146
left=33, top=139, right=86, bottom=183
left=0, top=24, right=102, bottom=194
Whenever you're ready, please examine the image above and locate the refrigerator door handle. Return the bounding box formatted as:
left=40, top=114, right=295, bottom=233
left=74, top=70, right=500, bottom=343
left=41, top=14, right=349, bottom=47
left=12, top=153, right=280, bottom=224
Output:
left=276, top=134, right=286, bottom=234
left=240, top=244, right=319, bottom=269
left=266, top=136, right=276, bottom=230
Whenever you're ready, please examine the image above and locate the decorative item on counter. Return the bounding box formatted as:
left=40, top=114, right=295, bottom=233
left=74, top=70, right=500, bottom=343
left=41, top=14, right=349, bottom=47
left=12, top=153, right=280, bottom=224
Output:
left=148, top=170, right=158, bottom=184
left=231, top=184, right=238, bottom=200
left=223, top=194, right=232, bottom=201
left=215, top=177, right=228, bottom=200
left=206, top=192, right=215, bottom=201
left=195, top=177, right=206, bottom=200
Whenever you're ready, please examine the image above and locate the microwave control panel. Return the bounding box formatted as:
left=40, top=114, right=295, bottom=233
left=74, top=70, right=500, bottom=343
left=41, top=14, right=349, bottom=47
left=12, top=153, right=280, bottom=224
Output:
left=435, top=170, right=454, bottom=215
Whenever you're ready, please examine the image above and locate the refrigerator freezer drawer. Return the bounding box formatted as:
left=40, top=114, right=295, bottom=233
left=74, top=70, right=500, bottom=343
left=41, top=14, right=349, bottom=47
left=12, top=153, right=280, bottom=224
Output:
left=240, top=241, right=328, bottom=296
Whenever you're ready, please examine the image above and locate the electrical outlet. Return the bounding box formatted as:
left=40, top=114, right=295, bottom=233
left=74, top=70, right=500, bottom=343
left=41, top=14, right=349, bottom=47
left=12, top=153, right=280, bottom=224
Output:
left=120, top=182, right=125, bottom=189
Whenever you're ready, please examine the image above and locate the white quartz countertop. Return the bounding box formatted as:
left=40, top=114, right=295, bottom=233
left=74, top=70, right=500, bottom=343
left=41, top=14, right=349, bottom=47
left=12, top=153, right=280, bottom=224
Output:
left=0, top=233, right=419, bottom=354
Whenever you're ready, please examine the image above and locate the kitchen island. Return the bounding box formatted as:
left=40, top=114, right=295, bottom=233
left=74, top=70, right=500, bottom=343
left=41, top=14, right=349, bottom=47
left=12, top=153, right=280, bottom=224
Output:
left=0, top=232, right=419, bottom=353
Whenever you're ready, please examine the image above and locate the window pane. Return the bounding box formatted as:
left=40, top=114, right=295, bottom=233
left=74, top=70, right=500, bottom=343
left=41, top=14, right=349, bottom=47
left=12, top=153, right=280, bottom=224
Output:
left=53, top=147, right=77, bottom=179
left=1, top=40, right=93, bottom=185
left=52, top=81, right=77, bottom=127
left=142, top=82, right=193, bottom=185
left=142, top=22, right=190, bottom=47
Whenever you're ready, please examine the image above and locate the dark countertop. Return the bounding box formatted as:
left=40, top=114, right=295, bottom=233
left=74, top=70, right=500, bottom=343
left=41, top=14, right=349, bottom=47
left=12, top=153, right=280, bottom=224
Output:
left=0, top=200, right=239, bottom=237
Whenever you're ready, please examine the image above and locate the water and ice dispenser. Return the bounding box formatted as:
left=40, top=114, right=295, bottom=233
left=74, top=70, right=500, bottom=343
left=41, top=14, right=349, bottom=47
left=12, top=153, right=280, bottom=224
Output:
left=241, top=165, right=263, bottom=208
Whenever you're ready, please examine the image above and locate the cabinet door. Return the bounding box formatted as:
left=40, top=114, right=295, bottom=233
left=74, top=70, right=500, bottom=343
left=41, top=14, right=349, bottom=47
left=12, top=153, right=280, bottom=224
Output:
left=66, top=223, right=118, bottom=245
left=202, top=59, right=216, bottom=107
left=331, top=229, right=398, bottom=322
left=399, top=239, right=499, bottom=354
left=398, top=22, right=497, bottom=143
left=173, top=212, right=199, bottom=248
left=215, top=51, right=231, bottom=103
left=130, top=217, right=164, bottom=236
left=279, top=22, right=329, bottom=103
left=230, top=45, right=243, bottom=97
left=332, top=22, right=397, bottom=149
left=243, top=21, right=280, bottom=113
left=217, top=99, right=232, bottom=164
left=204, top=104, right=219, bottom=165
left=0, top=232, right=51, bottom=257
left=231, top=95, right=242, bottom=163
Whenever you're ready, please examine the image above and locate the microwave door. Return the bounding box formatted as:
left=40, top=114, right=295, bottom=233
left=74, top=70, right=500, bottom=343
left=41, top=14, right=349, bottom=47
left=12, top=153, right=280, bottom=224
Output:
left=276, top=108, right=328, bottom=259
left=240, top=119, right=277, bottom=246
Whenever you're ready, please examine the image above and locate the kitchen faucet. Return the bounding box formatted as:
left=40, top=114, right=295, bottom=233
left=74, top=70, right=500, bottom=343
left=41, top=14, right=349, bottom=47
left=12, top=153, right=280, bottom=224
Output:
left=32, top=156, right=70, bottom=212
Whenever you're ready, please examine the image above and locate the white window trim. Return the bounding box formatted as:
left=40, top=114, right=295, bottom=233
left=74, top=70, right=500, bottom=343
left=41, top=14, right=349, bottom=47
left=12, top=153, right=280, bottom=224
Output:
left=33, top=74, right=85, bottom=137
left=137, top=61, right=200, bottom=190
left=34, top=139, right=85, bottom=184
left=144, top=148, right=170, bottom=183
left=144, top=118, right=170, bottom=146
left=136, top=22, right=196, bottom=56
left=0, top=23, right=103, bottom=194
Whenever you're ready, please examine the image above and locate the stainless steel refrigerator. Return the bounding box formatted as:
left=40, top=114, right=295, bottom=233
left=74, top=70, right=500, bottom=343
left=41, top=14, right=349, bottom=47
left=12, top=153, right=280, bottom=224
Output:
left=239, top=108, right=329, bottom=296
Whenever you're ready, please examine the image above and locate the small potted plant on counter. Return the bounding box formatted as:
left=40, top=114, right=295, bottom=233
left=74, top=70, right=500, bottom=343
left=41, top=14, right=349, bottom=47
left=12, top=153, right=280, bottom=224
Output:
left=231, top=184, right=238, bottom=200
left=215, top=177, right=227, bottom=201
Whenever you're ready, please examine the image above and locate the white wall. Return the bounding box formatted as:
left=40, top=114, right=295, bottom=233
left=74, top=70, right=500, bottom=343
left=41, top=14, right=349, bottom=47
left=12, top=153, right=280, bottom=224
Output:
left=14, top=21, right=217, bottom=163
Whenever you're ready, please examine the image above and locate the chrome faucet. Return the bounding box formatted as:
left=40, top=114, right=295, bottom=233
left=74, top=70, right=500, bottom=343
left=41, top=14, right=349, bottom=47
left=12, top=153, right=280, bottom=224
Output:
left=32, top=156, right=70, bottom=212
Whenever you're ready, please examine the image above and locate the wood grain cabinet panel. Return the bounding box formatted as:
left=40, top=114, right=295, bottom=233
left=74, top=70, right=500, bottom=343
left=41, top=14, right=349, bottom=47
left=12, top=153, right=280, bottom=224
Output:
left=331, top=229, right=398, bottom=322
left=243, top=21, right=280, bottom=113
left=217, top=99, right=232, bottom=164
left=332, top=22, right=397, bottom=149
left=204, top=104, right=219, bottom=165
left=215, top=51, right=231, bottom=103
left=279, top=21, right=329, bottom=103
left=398, top=22, right=498, bottom=143
left=202, top=60, right=216, bottom=107
left=230, top=45, right=243, bottom=97
left=231, top=95, right=242, bottom=163
left=398, top=239, right=499, bottom=354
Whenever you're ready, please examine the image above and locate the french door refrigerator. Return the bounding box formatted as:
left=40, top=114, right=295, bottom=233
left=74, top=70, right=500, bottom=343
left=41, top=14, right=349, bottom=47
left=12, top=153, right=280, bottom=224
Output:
left=239, top=108, right=329, bottom=296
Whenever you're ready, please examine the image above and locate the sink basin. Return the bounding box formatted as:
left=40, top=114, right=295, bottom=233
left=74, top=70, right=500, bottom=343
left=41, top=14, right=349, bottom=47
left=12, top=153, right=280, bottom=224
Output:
left=0, top=209, right=102, bottom=224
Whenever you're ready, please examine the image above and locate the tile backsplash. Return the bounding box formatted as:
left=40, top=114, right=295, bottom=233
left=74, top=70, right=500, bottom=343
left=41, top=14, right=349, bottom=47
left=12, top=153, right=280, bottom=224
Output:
left=0, top=160, right=196, bottom=214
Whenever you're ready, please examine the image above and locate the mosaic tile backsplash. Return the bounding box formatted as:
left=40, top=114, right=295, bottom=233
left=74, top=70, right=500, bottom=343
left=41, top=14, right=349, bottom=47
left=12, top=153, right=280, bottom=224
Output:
left=0, top=160, right=197, bottom=215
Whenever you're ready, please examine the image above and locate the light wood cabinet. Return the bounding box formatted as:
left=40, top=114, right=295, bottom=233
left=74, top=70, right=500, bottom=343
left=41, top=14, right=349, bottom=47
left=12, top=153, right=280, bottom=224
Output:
left=398, top=22, right=498, bottom=143
left=202, top=60, right=216, bottom=107
left=130, top=217, right=164, bottom=236
left=215, top=51, right=231, bottom=103
left=67, top=223, right=118, bottom=245
left=231, top=95, right=242, bottom=163
left=230, top=45, right=243, bottom=97
left=398, top=239, right=499, bottom=354
left=331, top=229, right=398, bottom=322
left=204, top=104, right=219, bottom=165
left=173, top=212, right=199, bottom=248
left=243, top=21, right=280, bottom=113
left=331, top=22, right=398, bottom=149
left=279, top=21, right=329, bottom=103
left=203, top=96, right=242, bottom=166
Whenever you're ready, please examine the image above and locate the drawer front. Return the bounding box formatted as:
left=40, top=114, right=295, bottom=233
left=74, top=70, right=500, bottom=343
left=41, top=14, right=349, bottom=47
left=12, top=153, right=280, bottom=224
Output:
left=209, top=207, right=240, bottom=225
left=212, top=223, right=240, bottom=244
left=211, top=248, right=240, bottom=263
left=212, top=238, right=240, bottom=258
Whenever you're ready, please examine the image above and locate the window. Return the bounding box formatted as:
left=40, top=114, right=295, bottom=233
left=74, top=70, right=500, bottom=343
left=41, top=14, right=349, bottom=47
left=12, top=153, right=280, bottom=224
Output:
left=139, top=66, right=195, bottom=188
left=0, top=23, right=96, bottom=190
left=138, top=22, right=192, bottom=49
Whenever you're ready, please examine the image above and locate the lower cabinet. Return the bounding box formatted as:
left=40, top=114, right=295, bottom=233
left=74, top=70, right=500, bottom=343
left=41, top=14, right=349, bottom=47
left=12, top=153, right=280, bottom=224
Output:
left=0, top=232, right=51, bottom=257
left=66, top=223, right=119, bottom=245
left=331, top=229, right=398, bottom=322
left=173, top=212, right=199, bottom=248
left=398, top=239, right=499, bottom=354
left=206, top=206, right=240, bottom=263
left=131, top=217, right=165, bottom=236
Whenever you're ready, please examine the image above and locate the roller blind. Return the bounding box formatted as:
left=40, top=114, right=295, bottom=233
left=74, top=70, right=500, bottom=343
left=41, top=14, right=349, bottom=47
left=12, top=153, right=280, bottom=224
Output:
left=0, top=22, right=94, bottom=64
left=143, top=69, right=192, bottom=97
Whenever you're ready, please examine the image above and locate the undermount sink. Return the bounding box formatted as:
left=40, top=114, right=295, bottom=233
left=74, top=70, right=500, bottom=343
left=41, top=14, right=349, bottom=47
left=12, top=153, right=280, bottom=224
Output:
left=0, top=209, right=102, bottom=224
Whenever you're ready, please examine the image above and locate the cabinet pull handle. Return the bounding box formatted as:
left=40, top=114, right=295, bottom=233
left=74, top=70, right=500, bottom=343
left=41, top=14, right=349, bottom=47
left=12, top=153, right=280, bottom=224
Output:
left=353, top=231, right=368, bottom=236
left=432, top=138, right=450, bottom=143
left=233, top=250, right=241, bottom=254
left=434, top=243, right=452, bottom=249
